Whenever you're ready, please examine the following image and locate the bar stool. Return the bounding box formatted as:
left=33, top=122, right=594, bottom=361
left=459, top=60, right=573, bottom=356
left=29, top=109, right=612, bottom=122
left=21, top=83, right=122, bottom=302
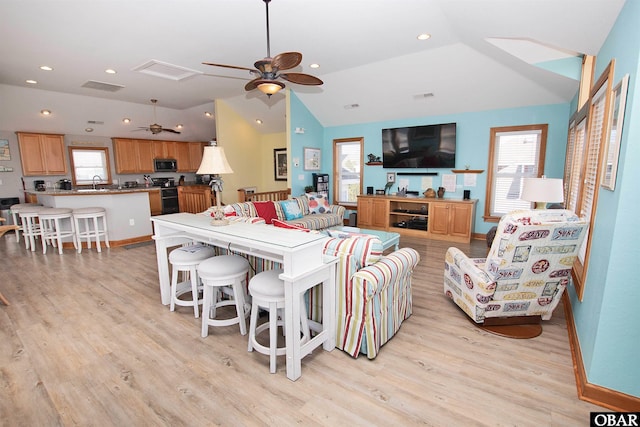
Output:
left=10, top=203, right=41, bottom=243
left=169, top=243, right=216, bottom=318
left=18, top=205, right=46, bottom=251
left=72, top=207, right=110, bottom=253
left=198, top=255, right=250, bottom=337
left=247, top=269, right=311, bottom=374
left=39, top=207, right=77, bottom=254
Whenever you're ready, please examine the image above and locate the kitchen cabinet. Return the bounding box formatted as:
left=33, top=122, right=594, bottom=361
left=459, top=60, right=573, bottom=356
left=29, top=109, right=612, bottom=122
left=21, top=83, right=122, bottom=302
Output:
left=17, top=132, right=67, bottom=176
left=112, top=138, right=154, bottom=174
left=175, top=142, right=191, bottom=172
left=152, top=140, right=177, bottom=159
left=357, top=195, right=476, bottom=243
left=148, top=189, right=162, bottom=216
left=188, top=142, right=206, bottom=171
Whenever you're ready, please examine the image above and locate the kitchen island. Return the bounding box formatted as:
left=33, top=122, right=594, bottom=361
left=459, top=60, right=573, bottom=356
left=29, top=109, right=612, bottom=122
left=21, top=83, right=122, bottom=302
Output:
left=27, top=188, right=159, bottom=245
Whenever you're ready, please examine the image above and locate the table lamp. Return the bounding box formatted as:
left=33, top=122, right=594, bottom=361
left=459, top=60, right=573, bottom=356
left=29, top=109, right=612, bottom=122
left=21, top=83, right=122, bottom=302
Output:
left=197, top=143, right=234, bottom=225
left=521, top=176, right=564, bottom=209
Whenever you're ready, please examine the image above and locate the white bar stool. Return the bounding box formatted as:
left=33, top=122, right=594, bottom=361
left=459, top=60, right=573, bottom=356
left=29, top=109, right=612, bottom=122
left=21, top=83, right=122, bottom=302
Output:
left=72, top=207, right=110, bottom=253
left=39, top=207, right=77, bottom=254
left=10, top=203, right=41, bottom=243
left=247, top=269, right=311, bottom=374
left=18, top=205, right=46, bottom=251
left=169, top=244, right=216, bottom=318
left=198, top=255, right=250, bottom=337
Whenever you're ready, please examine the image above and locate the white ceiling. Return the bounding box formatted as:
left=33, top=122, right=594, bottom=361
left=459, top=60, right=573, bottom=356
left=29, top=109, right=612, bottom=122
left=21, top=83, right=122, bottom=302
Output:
left=0, top=0, right=626, bottom=136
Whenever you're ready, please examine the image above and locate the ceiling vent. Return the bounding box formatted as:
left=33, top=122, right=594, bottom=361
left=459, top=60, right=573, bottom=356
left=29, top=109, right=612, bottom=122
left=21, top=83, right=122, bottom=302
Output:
left=133, top=60, right=202, bottom=81
left=87, top=120, right=104, bottom=125
left=81, top=80, right=125, bottom=92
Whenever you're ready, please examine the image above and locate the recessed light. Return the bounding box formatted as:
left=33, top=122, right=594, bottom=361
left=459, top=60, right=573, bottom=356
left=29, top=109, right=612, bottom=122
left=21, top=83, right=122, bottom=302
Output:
left=85, top=128, right=94, bottom=132
left=39, top=65, right=53, bottom=71
left=26, top=79, right=37, bottom=84
left=205, top=112, right=213, bottom=118
left=417, top=33, right=431, bottom=41
left=40, top=109, right=51, bottom=116
left=176, top=124, right=183, bottom=129
left=255, top=119, right=263, bottom=125
left=310, top=63, right=320, bottom=69
left=122, top=118, right=131, bottom=124
left=105, top=69, right=117, bottom=74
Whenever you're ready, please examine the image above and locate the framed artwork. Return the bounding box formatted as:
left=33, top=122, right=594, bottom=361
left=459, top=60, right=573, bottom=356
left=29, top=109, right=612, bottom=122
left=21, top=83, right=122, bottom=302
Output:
left=304, top=147, right=321, bottom=171
left=602, top=73, right=629, bottom=191
left=274, top=148, right=287, bottom=181
left=0, top=139, right=10, bottom=161
left=387, top=172, right=396, bottom=183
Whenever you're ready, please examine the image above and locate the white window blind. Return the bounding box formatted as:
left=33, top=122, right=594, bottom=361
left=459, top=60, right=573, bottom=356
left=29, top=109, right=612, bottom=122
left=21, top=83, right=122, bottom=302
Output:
left=566, top=118, right=586, bottom=213
left=490, top=129, right=543, bottom=216
left=71, top=148, right=109, bottom=185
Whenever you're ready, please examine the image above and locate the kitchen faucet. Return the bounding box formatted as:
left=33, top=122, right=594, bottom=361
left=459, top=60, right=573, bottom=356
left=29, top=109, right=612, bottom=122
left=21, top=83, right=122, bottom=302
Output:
left=92, top=175, right=102, bottom=190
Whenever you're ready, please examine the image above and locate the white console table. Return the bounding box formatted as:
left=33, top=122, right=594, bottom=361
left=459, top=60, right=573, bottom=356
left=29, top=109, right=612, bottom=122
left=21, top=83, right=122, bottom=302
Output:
left=151, top=213, right=337, bottom=381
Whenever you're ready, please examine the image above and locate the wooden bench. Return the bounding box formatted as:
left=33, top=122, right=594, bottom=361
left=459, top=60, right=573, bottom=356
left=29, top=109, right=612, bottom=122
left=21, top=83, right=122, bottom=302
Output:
left=237, top=188, right=291, bottom=202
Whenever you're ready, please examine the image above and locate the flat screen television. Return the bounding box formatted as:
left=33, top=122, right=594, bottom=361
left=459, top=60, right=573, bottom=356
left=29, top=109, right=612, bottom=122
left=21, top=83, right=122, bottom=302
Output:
left=382, top=122, right=456, bottom=168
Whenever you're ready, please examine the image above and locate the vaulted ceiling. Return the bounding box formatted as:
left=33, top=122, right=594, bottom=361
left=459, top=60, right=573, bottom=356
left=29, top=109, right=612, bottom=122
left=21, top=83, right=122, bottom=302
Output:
left=0, top=0, right=625, bottom=137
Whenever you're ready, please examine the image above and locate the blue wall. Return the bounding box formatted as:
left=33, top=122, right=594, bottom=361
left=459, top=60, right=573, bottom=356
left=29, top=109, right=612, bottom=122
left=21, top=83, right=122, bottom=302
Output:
left=322, top=104, right=570, bottom=234
left=568, top=0, right=640, bottom=398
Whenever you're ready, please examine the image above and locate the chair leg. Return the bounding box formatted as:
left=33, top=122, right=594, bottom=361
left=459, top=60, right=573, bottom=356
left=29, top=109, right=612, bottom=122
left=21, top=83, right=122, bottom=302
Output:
left=201, top=285, right=212, bottom=338
left=190, top=267, right=200, bottom=318
left=269, top=301, right=278, bottom=374
left=233, top=280, right=247, bottom=335
left=248, top=300, right=259, bottom=352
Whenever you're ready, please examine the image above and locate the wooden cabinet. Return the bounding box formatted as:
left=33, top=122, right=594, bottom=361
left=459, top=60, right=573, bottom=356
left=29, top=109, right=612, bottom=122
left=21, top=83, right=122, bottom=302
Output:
left=112, top=138, right=154, bottom=173
left=188, top=142, right=206, bottom=171
left=429, top=202, right=474, bottom=241
left=175, top=142, right=191, bottom=172
left=357, top=197, right=388, bottom=229
left=152, top=140, right=177, bottom=159
left=148, top=189, right=162, bottom=216
left=17, top=132, right=67, bottom=176
left=357, top=195, right=476, bottom=243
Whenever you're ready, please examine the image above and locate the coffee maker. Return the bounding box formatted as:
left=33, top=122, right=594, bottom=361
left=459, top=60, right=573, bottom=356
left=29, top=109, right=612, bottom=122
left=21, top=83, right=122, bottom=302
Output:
left=34, top=180, right=45, bottom=191
left=58, top=179, right=72, bottom=190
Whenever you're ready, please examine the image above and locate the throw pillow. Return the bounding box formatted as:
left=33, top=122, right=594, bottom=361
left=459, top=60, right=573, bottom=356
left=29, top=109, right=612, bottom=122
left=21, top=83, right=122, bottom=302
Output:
left=280, top=200, right=303, bottom=220
left=272, top=219, right=309, bottom=231
left=306, top=193, right=332, bottom=214
left=253, top=201, right=278, bottom=224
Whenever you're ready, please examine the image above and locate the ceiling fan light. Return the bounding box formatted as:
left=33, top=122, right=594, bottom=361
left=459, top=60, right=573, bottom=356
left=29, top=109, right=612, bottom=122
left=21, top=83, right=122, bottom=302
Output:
left=257, top=81, right=285, bottom=95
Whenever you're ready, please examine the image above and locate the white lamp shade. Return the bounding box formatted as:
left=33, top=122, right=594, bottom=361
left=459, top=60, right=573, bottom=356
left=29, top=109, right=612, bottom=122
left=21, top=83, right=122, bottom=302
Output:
left=521, top=177, right=564, bottom=203
left=196, top=146, right=234, bottom=175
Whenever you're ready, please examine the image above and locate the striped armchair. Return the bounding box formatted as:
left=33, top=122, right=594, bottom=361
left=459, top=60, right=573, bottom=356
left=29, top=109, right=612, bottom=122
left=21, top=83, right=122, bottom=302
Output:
left=311, top=235, right=420, bottom=359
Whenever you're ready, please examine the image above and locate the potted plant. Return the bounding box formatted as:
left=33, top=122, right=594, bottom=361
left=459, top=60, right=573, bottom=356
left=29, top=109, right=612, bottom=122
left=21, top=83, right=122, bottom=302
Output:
left=304, top=185, right=315, bottom=194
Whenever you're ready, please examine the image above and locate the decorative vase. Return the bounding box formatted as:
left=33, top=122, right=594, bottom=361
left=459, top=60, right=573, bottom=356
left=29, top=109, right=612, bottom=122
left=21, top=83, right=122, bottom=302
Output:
left=437, top=187, right=445, bottom=198
left=423, top=188, right=436, bottom=198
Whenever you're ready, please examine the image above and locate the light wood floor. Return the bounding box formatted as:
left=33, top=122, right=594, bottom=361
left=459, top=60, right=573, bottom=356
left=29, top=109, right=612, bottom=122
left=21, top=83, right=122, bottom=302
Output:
left=0, top=232, right=603, bottom=426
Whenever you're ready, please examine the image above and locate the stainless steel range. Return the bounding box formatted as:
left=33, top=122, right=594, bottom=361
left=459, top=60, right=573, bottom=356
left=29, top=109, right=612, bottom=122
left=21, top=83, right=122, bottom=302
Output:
left=151, top=177, right=179, bottom=214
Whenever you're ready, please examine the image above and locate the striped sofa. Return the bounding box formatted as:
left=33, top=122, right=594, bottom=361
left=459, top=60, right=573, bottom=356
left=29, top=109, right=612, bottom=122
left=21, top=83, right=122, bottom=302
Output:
left=311, top=235, right=420, bottom=359
left=221, top=195, right=345, bottom=230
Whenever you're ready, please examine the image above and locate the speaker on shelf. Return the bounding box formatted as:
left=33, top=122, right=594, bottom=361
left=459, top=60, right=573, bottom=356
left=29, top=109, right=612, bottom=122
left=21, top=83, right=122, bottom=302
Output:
left=463, top=190, right=471, bottom=200
left=366, top=186, right=374, bottom=195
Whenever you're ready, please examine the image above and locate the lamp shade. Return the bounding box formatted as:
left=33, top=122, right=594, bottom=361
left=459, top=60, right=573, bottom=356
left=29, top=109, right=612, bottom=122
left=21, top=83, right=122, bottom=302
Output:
left=196, top=146, right=234, bottom=175
left=521, top=177, right=564, bottom=206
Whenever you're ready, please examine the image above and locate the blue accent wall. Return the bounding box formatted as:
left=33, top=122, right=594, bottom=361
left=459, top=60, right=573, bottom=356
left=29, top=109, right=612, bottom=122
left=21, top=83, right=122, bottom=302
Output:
left=289, top=92, right=324, bottom=197
left=568, top=0, right=640, bottom=397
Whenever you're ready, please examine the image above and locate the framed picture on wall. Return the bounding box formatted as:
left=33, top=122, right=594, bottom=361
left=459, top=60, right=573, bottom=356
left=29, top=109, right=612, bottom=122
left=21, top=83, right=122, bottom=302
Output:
left=274, top=148, right=287, bottom=181
left=303, top=147, right=321, bottom=171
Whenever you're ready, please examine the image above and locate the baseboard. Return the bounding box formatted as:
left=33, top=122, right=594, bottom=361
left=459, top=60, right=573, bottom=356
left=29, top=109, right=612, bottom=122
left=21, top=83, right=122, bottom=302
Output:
left=60, top=235, right=153, bottom=249
left=562, top=295, right=640, bottom=411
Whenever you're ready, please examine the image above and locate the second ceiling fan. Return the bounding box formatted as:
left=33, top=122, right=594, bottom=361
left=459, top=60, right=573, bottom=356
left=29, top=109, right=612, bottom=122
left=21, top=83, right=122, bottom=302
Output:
left=138, top=99, right=181, bottom=135
left=203, top=0, right=323, bottom=96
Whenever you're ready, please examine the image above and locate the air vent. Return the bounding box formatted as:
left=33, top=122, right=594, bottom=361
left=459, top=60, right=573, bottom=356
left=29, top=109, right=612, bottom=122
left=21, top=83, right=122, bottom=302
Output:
left=344, top=103, right=360, bottom=109
left=133, top=60, right=202, bottom=81
left=87, top=120, right=104, bottom=125
left=413, top=92, right=434, bottom=100
left=81, top=80, right=125, bottom=92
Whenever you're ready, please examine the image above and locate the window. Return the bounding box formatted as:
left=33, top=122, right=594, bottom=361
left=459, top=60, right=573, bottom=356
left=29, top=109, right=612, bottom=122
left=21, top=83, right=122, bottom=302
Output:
left=564, top=60, right=615, bottom=300
left=333, top=137, right=363, bottom=206
left=68, top=146, right=112, bottom=187
left=484, top=124, right=547, bottom=221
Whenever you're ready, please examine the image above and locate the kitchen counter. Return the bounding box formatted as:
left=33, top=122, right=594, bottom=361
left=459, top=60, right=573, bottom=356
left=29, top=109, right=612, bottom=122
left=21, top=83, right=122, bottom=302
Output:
left=28, top=187, right=159, bottom=196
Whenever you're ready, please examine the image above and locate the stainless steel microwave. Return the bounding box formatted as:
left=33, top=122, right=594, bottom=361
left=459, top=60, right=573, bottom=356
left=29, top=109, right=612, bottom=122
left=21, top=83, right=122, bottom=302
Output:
left=154, top=158, right=177, bottom=172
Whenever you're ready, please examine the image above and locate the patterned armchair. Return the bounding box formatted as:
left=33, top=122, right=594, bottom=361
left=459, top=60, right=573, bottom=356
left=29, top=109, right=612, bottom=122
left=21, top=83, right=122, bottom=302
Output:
left=444, top=209, right=588, bottom=337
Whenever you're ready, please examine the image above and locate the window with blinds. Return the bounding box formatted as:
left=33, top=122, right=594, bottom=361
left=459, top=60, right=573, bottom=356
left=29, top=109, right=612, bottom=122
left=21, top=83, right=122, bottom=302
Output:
left=333, top=137, right=363, bottom=206
left=484, top=124, right=547, bottom=221
left=69, top=146, right=112, bottom=187
left=564, top=59, right=614, bottom=300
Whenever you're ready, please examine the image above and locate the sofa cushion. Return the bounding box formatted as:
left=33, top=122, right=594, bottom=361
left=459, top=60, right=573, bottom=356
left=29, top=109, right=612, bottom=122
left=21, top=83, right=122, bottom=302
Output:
left=253, top=201, right=278, bottom=224
left=280, top=199, right=303, bottom=220
left=272, top=218, right=309, bottom=231
left=306, top=193, right=332, bottom=214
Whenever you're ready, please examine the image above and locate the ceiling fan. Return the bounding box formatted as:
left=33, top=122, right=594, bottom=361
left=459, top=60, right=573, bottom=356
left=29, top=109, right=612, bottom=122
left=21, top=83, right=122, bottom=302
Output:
left=202, top=0, right=323, bottom=97
left=138, top=99, right=181, bottom=134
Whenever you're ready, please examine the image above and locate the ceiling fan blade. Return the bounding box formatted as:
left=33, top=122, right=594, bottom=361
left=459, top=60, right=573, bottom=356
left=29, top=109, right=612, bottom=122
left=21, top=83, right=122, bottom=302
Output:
left=272, top=52, right=302, bottom=71
left=202, top=62, right=256, bottom=73
left=162, top=129, right=181, bottom=134
left=280, top=73, right=323, bottom=86
left=244, top=77, right=263, bottom=91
